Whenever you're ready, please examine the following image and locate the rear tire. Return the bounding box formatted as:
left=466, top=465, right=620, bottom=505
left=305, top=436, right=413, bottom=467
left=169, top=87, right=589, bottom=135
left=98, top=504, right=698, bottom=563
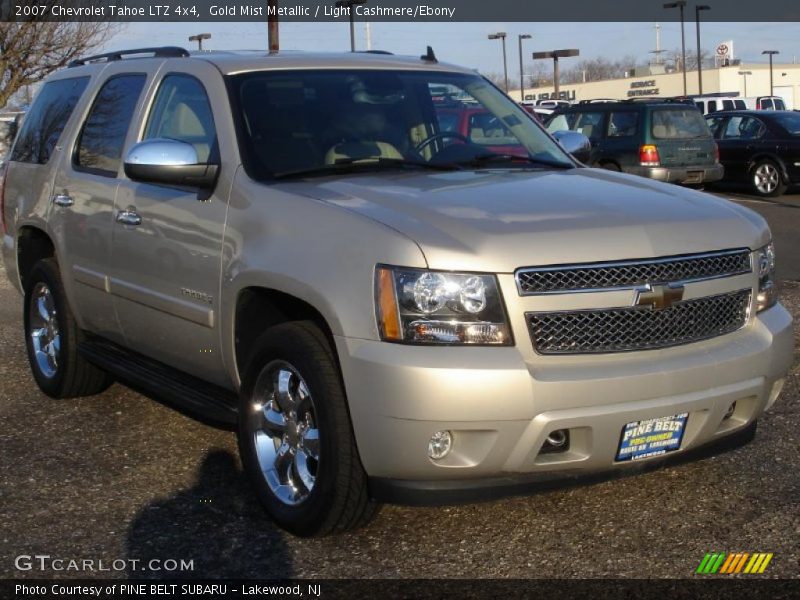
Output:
left=750, top=159, right=787, bottom=197
left=237, top=321, right=378, bottom=536
left=600, top=162, right=621, bottom=172
left=23, top=258, right=114, bottom=398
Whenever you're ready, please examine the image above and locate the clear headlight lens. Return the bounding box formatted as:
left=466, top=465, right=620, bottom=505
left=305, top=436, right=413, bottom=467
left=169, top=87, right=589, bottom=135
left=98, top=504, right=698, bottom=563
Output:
left=755, top=242, right=777, bottom=313
left=375, top=266, right=512, bottom=345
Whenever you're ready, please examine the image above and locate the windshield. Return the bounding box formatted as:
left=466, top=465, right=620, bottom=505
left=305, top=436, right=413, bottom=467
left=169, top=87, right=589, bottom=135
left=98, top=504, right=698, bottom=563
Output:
left=651, top=108, right=711, bottom=139
left=228, top=69, right=573, bottom=179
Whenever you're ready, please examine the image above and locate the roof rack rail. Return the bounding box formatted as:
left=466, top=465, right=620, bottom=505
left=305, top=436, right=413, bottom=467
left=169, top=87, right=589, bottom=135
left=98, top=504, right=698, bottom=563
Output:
left=578, top=98, right=619, bottom=104
left=359, top=50, right=394, bottom=55
left=622, top=97, right=694, bottom=104
left=68, top=46, right=190, bottom=68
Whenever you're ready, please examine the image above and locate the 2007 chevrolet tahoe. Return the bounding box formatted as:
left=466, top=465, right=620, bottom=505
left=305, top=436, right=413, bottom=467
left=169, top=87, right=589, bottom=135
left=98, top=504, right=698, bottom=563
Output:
left=1, top=47, right=793, bottom=536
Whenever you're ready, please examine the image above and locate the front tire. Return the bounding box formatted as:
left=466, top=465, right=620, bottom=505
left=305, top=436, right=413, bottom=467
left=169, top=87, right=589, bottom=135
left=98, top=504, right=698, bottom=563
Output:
left=750, top=159, right=787, bottom=197
left=23, top=258, right=113, bottom=398
left=237, top=321, right=377, bottom=536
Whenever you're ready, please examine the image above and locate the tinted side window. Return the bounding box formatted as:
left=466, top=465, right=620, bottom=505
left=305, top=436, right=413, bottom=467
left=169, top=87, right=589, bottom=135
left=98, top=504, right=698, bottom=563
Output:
left=10, top=77, right=89, bottom=164
left=723, top=116, right=765, bottom=139
left=564, top=111, right=604, bottom=140
left=708, top=100, right=717, bottom=113
left=607, top=112, right=639, bottom=137
left=75, top=74, right=146, bottom=176
left=761, top=98, right=773, bottom=110
left=144, top=74, right=217, bottom=163
left=705, top=116, right=726, bottom=137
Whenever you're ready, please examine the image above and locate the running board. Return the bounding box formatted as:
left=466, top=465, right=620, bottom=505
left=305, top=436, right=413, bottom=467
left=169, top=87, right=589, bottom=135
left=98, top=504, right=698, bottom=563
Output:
left=78, top=336, right=238, bottom=427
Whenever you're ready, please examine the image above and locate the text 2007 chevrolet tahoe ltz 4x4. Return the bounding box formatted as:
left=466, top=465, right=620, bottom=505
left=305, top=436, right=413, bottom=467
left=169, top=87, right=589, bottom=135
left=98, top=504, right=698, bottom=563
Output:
left=0, top=48, right=793, bottom=536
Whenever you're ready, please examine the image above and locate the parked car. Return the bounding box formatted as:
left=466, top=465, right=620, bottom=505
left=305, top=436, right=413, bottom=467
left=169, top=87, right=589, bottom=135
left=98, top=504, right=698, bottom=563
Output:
left=535, top=99, right=571, bottom=109
left=689, top=96, right=747, bottom=115
left=545, top=99, right=723, bottom=185
left=742, top=96, right=787, bottom=111
left=435, top=102, right=529, bottom=155
left=705, top=110, right=800, bottom=196
left=1, top=47, right=792, bottom=537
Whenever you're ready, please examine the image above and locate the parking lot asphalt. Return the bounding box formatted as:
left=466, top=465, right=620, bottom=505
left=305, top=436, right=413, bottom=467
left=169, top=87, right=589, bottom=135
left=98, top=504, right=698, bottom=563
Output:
left=0, top=190, right=798, bottom=580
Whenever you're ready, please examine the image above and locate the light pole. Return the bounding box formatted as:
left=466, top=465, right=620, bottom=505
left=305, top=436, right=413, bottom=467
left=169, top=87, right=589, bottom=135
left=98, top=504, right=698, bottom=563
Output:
left=488, top=32, right=509, bottom=91
left=695, top=4, right=710, bottom=94
left=762, top=50, right=779, bottom=96
left=267, top=0, right=279, bottom=54
left=664, top=1, right=687, bottom=96
left=532, top=49, right=580, bottom=98
left=336, top=0, right=367, bottom=52
left=518, top=34, right=531, bottom=102
left=738, top=70, right=752, bottom=96
left=188, top=33, right=211, bottom=51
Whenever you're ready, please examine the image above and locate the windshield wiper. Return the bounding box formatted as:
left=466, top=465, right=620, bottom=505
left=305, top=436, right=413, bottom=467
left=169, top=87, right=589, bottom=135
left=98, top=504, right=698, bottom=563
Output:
left=462, top=153, right=575, bottom=170
left=273, top=157, right=462, bottom=180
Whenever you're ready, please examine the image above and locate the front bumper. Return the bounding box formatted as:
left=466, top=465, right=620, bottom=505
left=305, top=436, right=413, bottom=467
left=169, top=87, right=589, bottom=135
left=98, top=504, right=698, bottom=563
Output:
left=626, top=163, right=724, bottom=184
left=335, top=302, right=792, bottom=503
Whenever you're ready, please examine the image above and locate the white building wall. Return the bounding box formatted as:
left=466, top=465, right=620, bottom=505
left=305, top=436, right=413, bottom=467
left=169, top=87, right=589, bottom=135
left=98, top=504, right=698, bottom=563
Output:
left=510, top=63, right=800, bottom=109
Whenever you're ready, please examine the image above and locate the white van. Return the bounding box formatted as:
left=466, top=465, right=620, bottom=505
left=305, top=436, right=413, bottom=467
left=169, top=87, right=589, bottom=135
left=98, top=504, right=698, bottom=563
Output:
left=741, top=96, right=787, bottom=111
left=692, top=96, right=746, bottom=115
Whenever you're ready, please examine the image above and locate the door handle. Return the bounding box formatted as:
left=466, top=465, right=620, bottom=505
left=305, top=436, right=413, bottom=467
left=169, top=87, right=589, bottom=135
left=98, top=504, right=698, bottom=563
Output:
left=52, top=193, right=74, bottom=208
left=116, top=209, right=142, bottom=227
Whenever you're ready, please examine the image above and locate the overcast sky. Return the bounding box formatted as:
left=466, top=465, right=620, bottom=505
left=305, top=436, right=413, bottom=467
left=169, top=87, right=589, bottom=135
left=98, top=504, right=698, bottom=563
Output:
left=107, top=21, right=799, bottom=75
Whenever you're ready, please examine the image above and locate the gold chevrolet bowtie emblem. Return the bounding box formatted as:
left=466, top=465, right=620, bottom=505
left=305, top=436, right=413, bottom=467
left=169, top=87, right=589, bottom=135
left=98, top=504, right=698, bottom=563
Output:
left=634, top=283, right=685, bottom=310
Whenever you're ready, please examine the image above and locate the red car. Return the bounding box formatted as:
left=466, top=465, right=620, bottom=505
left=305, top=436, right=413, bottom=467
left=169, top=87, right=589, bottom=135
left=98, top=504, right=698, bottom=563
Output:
left=434, top=103, right=529, bottom=156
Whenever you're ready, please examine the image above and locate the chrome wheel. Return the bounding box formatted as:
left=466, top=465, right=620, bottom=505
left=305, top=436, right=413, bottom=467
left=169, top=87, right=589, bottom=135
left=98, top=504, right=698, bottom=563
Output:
left=753, top=162, right=780, bottom=195
left=28, top=282, right=60, bottom=379
left=251, top=361, right=320, bottom=506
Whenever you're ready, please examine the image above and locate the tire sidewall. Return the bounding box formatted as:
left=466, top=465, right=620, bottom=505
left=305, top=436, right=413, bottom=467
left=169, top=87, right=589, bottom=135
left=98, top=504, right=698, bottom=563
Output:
left=237, top=326, right=343, bottom=536
left=23, top=260, right=72, bottom=397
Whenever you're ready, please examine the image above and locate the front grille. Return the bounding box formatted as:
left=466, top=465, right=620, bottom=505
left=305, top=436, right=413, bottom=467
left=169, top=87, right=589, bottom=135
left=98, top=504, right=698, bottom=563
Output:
left=516, top=249, right=751, bottom=294
left=527, top=289, right=751, bottom=354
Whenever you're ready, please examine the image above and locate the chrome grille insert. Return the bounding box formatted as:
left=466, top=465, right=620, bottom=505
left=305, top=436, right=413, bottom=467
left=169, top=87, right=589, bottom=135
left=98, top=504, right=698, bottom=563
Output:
left=527, top=289, right=751, bottom=355
left=516, top=249, right=751, bottom=295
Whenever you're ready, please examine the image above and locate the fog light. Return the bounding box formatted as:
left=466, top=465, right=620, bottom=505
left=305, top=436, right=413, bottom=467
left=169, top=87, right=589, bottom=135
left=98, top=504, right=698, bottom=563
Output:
left=724, top=402, right=737, bottom=420
left=541, top=429, right=570, bottom=454
left=428, top=430, right=453, bottom=460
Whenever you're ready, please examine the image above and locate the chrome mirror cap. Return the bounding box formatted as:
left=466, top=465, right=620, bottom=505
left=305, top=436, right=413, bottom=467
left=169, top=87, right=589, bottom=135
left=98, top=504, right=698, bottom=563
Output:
left=125, top=138, right=199, bottom=166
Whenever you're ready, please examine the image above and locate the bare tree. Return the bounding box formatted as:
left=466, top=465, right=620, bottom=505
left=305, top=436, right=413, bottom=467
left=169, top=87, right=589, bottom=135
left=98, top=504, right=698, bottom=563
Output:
left=525, top=62, right=552, bottom=89
left=481, top=72, right=508, bottom=89
left=0, top=22, right=119, bottom=108
left=682, top=48, right=714, bottom=71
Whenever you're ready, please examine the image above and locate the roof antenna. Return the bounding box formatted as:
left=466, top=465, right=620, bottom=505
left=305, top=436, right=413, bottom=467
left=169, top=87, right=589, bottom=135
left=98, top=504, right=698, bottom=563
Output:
left=421, top=46, right=438, bottom=63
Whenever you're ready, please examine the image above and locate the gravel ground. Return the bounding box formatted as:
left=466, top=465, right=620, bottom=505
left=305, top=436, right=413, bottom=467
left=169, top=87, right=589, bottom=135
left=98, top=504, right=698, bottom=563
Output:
left=0, top=265, right=798, bottom=580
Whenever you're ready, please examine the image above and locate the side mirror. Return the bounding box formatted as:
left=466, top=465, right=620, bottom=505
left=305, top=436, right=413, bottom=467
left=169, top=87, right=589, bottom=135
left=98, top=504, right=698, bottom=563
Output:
left=552, top=130, right=591, bottom=164
left=124, top=138, right=219, bottom=189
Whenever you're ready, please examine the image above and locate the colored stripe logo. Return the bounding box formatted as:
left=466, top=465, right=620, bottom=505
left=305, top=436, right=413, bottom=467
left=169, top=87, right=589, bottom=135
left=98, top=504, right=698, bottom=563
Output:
left=696, top=552, right=773, bottom=574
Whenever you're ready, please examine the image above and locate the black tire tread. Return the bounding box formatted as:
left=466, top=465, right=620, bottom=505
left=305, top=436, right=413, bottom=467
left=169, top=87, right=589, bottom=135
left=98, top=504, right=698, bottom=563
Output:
left=239, top=320, right=378, bottom=536
left=24, top=258, right=113, bottom=398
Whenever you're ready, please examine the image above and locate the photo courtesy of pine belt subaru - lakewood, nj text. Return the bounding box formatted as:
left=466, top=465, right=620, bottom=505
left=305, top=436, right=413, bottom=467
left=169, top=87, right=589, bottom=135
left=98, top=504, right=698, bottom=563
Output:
left=0, top=47, right=793, bottom=536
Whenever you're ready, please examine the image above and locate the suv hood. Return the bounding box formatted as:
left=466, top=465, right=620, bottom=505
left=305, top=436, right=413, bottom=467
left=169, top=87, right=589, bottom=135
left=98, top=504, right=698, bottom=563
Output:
left=286, top=168, right=769, bottom=273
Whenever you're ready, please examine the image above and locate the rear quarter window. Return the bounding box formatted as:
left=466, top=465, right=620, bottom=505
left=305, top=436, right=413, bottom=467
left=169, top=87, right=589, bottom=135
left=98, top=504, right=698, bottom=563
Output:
left=9, top=77, right=89, bottom=164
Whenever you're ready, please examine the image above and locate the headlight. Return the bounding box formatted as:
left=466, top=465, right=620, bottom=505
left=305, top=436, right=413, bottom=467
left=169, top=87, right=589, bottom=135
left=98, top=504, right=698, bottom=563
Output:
left=755, top=242, right=777, bottom=312
left=375, top=266, right=512, bottom=345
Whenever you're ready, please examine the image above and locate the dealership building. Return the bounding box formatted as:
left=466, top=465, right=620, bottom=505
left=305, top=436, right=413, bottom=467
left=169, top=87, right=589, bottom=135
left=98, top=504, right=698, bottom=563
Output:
left=510, top=62, right=800, bottom=109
